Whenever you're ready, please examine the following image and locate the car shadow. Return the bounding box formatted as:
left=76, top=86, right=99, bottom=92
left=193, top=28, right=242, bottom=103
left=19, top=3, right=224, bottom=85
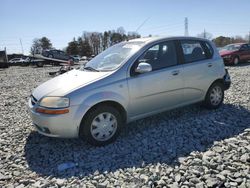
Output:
left=226, top=61, right=250, bottom=67
left=24, top=103, right=250, bottom=178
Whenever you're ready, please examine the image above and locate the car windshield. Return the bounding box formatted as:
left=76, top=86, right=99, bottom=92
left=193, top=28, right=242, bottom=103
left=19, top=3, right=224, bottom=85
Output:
left=221, top=44, right=241, bottom=51
left=81, top=42, right=143, bottom=71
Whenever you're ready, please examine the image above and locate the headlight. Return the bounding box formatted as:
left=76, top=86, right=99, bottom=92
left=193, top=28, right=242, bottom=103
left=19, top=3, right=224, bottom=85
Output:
left=39, top=97, right=69, bottom=108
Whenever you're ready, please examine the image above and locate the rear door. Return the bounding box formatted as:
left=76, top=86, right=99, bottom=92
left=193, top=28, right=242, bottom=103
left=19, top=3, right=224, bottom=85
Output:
left=179, top=40, right=217, bottom=103
left=127, top=40, right=184, bottom=118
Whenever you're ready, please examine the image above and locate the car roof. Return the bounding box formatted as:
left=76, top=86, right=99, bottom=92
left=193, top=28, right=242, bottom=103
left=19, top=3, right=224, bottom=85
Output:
left=227, top=43, right=246, bottom=46
left=128, top=36, right=211, bottom=44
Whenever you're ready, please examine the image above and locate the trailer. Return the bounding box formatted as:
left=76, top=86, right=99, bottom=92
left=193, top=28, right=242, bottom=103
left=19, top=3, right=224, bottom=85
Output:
left=29, top=54, right=70, bottom=67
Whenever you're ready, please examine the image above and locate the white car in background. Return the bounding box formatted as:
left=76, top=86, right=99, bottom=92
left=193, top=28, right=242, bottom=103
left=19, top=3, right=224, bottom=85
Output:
left=9, top=58, right=26, bottom=64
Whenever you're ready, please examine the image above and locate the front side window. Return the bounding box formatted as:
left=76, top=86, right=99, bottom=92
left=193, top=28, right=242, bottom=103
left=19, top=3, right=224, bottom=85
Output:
left=137, top=41, right=178, bottom=71
left=222, top=44, right=241, bottom=51
left=181, top=40, right=207, bottom=63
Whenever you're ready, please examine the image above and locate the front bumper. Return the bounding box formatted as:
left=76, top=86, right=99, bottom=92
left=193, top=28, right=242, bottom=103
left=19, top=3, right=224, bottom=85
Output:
left=28, top=98, right=80, bottom=138
left=222, top=57, right=233, bottom=65
left=223, top=69, right=231, bottom=90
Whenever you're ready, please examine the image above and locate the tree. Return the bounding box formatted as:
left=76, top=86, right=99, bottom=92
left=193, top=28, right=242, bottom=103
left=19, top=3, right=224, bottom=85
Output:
left=117, top=27, right=126, bottom=35
left=40, top=37, right=52, bottom=49
left=232, top=36, right=247, bottom=43
left=66, top=38, right=79, bottom=55
left=81, top=40, right=92, bottom=57
left=102, top=31, right=110, bottom=50
left=30, top=37, right=52, bottom=55
left=213, top=36, right=232, bottom=47
left=72, top=27, right=142, bottom=56
left=127, top=31, right=141, bottom=40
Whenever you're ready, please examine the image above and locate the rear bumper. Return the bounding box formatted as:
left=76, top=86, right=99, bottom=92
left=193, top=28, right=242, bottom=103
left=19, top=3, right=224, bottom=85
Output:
left=223, top=69, right=231, bottom=90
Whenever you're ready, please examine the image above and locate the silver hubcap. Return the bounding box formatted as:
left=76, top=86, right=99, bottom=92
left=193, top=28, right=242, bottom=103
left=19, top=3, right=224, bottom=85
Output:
left=210, top=86, right=222, bottom=106
left=91, top=112, right=117, bottom=141
left=234, top=58, right=239, bottom=65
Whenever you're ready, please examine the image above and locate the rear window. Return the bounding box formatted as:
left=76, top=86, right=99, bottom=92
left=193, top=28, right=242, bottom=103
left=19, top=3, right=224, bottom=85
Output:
left=180, top=40, right=211, bottom=63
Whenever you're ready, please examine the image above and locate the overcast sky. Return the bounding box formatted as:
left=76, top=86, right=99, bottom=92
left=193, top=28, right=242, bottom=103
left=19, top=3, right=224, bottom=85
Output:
left=1, top=0, right=250, bottom=54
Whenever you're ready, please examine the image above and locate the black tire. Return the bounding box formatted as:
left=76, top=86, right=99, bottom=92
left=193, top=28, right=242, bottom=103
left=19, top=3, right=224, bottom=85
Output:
left=80, top=105, right=123, bottom=146
left=48, top=54, right=54, bottom=59
left=36, top=61, right=44, bottom=67
left=233, top=56, right=239, bottom=65
left=203, top=82, right=224, bottom=109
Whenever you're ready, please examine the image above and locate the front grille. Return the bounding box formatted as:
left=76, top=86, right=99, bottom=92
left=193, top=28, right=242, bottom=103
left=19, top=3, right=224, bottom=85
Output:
left=31, top=95, right=37, bottom=105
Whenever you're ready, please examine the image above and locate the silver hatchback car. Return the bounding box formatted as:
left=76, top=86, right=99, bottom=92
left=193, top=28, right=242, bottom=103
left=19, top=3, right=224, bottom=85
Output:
left=28, top=36, right=231, bottom=146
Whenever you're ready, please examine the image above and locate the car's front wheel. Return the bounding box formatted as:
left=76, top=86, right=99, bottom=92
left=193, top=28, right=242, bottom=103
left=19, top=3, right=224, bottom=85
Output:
left=80, top=105, right=123, bottom=146
left=204, top=82, right=224, bottom=109
left=233, top=56, right=239, bottom=65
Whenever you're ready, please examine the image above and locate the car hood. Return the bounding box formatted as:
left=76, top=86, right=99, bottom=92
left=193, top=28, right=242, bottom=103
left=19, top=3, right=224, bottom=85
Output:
left=219, top=50, right=237, bottom=56
left=32, top=69, right=111, bottom=100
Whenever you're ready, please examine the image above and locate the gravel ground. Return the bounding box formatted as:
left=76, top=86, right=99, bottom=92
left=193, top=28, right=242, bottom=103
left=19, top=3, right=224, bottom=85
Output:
left=0, top=64, right=250, bottom=188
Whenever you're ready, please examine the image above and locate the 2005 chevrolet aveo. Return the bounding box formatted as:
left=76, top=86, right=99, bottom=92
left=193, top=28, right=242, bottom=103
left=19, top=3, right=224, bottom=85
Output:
left=28, top=36, right=231, bottom=146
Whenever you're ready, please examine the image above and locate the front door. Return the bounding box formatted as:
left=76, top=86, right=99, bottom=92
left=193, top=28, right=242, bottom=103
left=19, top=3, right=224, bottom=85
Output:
left=127, top=41, right=184, bottom=118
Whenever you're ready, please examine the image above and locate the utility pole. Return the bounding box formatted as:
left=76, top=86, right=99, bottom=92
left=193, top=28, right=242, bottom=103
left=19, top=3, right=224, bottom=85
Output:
left=184, top=17, right=189, bottom=36
left=249, top=31, right=250, bottom=44
left=5, top=47, right=8, bottom=62
left=203, top=29, right=206, bottom=39
left=19, top=38, right=24, bottom=55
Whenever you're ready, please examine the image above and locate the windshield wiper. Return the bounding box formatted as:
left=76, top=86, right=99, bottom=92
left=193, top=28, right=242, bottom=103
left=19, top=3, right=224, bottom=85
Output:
left=84, top=66, right=99, bottom=72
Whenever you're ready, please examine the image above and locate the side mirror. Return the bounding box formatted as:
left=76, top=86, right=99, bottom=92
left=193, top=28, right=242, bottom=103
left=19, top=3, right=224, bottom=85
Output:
left=135, top=62, right=152, bottom=74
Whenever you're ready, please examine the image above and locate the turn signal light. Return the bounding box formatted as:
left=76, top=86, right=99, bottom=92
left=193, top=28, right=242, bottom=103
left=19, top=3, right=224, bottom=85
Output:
left=36, top=108, right=69, bottom=114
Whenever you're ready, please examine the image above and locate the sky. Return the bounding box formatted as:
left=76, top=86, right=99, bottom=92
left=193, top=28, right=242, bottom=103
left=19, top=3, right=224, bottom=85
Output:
left=1, top=0, right=250, bottom=55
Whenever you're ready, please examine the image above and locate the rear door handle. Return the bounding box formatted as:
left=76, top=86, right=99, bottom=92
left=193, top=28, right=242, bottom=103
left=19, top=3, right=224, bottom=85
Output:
left=208, top=63, right=213, bottom=67
left=172, top=70, right=180, bottom=76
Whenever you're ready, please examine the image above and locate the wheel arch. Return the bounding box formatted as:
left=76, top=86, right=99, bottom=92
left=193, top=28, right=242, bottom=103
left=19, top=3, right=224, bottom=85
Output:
left=78, top=100, right=127, bottom=137
left=205, top=78, right=225, bottom=98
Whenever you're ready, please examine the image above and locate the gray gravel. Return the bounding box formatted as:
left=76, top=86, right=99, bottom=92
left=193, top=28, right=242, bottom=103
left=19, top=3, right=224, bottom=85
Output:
left=0, top=64, right=250, bottom=188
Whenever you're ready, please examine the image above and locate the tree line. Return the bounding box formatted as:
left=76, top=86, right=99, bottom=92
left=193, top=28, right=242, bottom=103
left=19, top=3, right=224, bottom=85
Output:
left=30, top=28, right=249, bottom=57
left=212, top=36, right=249, bottom=47
left=30, top=27, right=140, bottom=57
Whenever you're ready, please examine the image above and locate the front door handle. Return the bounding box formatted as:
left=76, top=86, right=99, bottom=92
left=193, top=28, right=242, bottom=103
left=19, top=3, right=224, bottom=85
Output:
left=172, top=70, right=180, bottom=76
left=208, top=63, right=213, bottom=67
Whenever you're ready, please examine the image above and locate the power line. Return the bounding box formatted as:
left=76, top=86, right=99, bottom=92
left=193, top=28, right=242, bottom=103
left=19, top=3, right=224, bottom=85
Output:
left=19, top=38, right=24, bottom=54
left=135, top=17, right=150, bottom=33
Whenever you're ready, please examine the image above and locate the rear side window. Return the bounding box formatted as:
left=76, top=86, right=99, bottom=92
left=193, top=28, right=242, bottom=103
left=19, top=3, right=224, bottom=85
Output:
left=180, top=40, right=207, bottom=63
left=203, top=41, right=214, bottom=58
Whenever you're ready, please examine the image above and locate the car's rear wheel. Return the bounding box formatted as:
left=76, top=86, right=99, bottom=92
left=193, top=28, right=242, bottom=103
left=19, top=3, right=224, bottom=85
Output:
left=48, top=54, right=54, bottom=59
left=233, top=56, right=239, bottom=65
left=80, top=105, right=122, bottom=146
left=36, top=61, right=44, bottom=67
left=203, top=82, right=224, bottom=109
